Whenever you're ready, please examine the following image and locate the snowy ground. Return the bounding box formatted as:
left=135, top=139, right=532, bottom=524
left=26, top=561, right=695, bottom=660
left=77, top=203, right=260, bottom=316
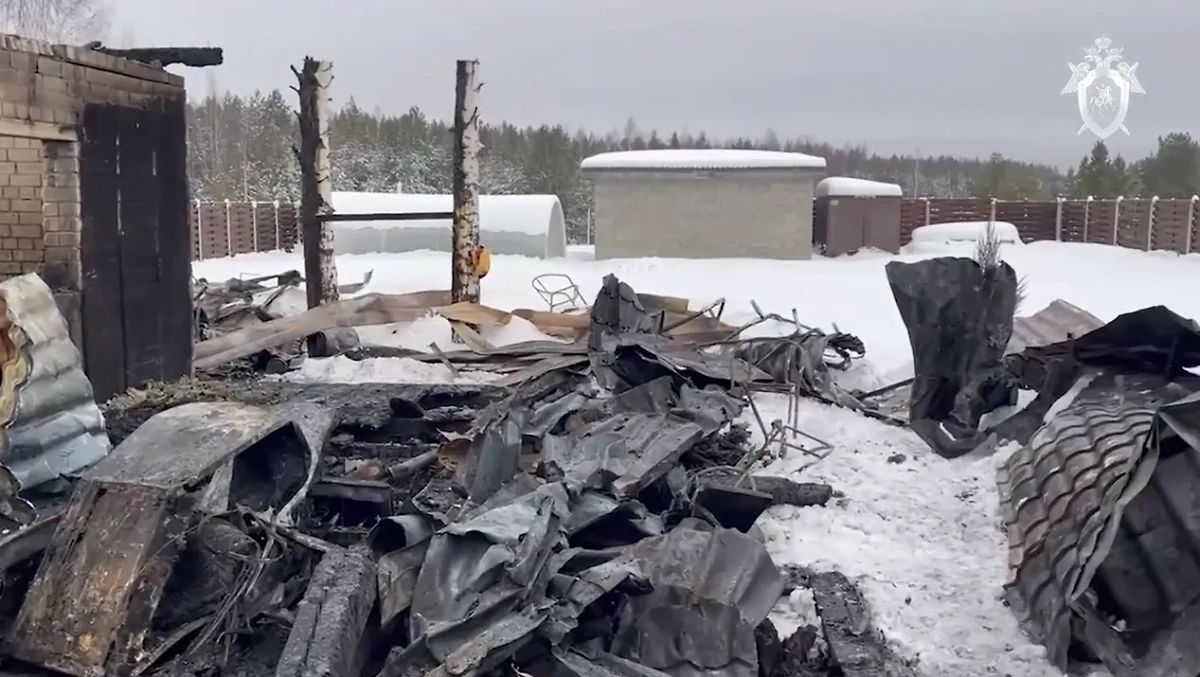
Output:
left=194, top=240, right=1200, bottom=677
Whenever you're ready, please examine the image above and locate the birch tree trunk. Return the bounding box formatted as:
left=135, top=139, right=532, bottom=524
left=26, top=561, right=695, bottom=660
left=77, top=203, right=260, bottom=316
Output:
left=295, top=57, right=339, bottom=308
left=451, top=59, right=482, bottom=303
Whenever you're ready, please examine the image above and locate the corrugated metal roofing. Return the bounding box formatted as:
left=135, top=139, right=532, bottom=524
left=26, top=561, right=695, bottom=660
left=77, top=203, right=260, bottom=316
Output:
left=996, top=372, right=1195, bottom=672
left=0, top=274, right=109, bottom=493
left=1008, top=299, right=1105, bottom=355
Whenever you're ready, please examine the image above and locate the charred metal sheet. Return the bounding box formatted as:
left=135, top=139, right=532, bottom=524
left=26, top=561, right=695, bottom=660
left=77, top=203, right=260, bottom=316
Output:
left=603, top=334, right=772, bottom=390
left=4, top=401, right=322, bottom=677
left=412, top=481, right=570, bottom=660
left=275, top=402, right=336, bottom=526
left=1021, top=305, right=1200, bottom=376
left=996, top=374, right=1167, bottom=671
left=587, top=273, right=770, bottom=392
left=611, top=521, right=784, bottom=677
left=693, top=467, right=834, bottom=508
left=720, top=330, right=867, bottom=409
left=452, top=405, right=524, bottom=504
left=542, top=413, right=704, bottom=498
left=693, top=484, right=772, bottom=532
left=0, top=274, right=110, bottom=505
left=0, top=509, right=61, bottom=571
left=369, top=515, right=435, bottom=628
left=543, top=648, right=675, bottom=677
left=276, top=546, right=377, bottom=677
left=1007, top=299, right=1104, bottom=355
left=886, top=257, right=1019, bottom=455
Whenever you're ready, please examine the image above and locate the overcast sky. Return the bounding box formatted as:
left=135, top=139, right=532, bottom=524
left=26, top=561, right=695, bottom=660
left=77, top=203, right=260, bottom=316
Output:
left=109, top=0, right=1197, bottom=169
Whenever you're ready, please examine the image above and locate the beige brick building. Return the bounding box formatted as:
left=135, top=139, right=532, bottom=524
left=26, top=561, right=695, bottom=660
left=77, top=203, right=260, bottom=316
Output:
left=0, top=35, right=186, bottom=290
left=580, top=149, right=827, bottom=260
left=0, top=34, right=193, bottom=399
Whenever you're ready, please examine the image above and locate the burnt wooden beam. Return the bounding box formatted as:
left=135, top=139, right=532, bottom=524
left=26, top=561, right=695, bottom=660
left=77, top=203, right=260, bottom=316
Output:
left=93, top=46, right=224, bottom=68
left=809, top=571, right=892, bottom=676
left=276, top=547, right=377, bottom=677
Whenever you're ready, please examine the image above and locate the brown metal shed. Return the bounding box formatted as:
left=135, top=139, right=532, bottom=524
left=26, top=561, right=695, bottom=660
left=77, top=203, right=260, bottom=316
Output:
left=814, top=177, right=903, bottom=256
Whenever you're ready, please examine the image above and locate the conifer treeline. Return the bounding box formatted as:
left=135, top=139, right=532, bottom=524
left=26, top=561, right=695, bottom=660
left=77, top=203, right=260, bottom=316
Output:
left=186, top=91, right=1198, bottom=243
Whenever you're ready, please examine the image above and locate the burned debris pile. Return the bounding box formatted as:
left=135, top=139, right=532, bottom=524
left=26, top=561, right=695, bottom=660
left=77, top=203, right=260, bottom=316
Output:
left=0, top=273, right=907, bottom=677
left=883, top=255, right=1200, bottom=677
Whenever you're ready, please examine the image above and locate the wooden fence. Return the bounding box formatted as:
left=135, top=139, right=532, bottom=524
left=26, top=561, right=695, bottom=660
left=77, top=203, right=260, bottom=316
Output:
left=898, top=197, right=1200, bottom=254
left=190, top=200, right=300, bottom=260
left=188, top=197, right=1200, bottom=261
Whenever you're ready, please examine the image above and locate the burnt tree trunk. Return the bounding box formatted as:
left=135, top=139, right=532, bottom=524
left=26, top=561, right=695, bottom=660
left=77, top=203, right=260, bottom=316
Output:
left=451, top=59, right=482, bottom=303
left=295, top=57, right=339, bottom=310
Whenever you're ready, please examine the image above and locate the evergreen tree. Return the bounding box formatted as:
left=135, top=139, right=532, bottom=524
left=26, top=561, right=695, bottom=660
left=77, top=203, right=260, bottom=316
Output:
left=1140, top=133, right=1200, bottom=198
left=184, top=90, right=1193, bottom=243
left=1069, top=141, right=1136, bottom=198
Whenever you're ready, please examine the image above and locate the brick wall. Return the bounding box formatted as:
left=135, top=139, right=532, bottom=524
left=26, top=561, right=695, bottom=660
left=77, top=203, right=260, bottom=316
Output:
left=41, top=139, right=77, bottom=286
left=588, top=170, right=818, bottom=260
left=0, top=135, right=43, bottom=275
left=0, top=34, right=185, bottom=289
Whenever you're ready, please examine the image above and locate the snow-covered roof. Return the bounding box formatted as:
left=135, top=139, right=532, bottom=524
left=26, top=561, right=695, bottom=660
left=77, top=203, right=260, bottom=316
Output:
left=579, top=149, right=826, bottom=171
left=330, top=192, right=562, bottom=237
left=910, top=221, right=1022, bottom=246
left=816, top=177, right=903, bottom=198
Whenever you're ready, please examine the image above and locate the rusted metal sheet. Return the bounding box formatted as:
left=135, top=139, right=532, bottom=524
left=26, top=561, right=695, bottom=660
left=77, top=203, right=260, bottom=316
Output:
left=996, top=374, right=1173, bottom=672
left=1007, top=299, right=1104, bottom=355
left=4, top=401, right=323, bottom=677
left=0, top=274, right=109, bottom=505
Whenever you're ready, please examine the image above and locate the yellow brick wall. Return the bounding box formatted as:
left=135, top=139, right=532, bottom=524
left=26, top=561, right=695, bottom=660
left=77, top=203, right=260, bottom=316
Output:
left=0, top=135, right=44, bottom=276
left=0, top=35, right=185, bottom=289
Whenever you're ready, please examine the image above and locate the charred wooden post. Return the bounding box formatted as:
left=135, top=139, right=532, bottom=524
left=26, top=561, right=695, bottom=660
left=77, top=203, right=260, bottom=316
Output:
left=451, top=60, right=482, bottom=303
left=293, top=57, right=339, bottom=310
left=275, top=546, right=377, bottom=677
left=92, top=46, right=224, bottom=68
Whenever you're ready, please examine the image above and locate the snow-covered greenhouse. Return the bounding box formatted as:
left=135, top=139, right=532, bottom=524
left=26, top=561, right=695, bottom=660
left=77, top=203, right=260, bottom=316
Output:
left=330, top=192, right=568, bottom=258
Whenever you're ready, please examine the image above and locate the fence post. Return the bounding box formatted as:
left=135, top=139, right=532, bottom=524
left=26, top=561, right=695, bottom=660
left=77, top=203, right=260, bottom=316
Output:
left=1112, top=196, right=1123, bottom=246
left=1146, top=196, right=1157, bottom=251
left=274, top=200, right=281, bottom=250
left=194, top=198, right=203, bottom=260
left=989, top=198, right=997, bottom=223
left=1084, top=196, right=1092, bottom=242
left=250, top=200, right=259, bottom=252
left=223, top=199, right=232, bottom=256
left=1187, top=196, right=1198, bottom=255
left=922, top=197, right=930, bottom=226
left=1054, top=197, right=1063, bottom=241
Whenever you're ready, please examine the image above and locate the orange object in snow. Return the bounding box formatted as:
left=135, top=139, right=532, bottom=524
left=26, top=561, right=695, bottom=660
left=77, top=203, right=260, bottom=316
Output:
left=469, top=245, right=491, bottom=279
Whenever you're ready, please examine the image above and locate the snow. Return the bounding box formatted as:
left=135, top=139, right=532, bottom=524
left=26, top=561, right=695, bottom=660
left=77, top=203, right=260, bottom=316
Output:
left=816, top=176, right=903, bottom=198
left=754, top=397, right=1059, bottom=676
left=910, top=220, right=1023, bottom=246
left=284, top=356, right=503, bottom=385
left=193, top=241, right=1200, bottom=677
left=579, top=149, right=827, bottom=170
left=329, top=191, right=568, bottom=258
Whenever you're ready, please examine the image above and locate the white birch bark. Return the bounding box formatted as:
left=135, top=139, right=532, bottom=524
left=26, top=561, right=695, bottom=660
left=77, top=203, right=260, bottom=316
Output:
left=451, top=59, right=482, bottom=303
